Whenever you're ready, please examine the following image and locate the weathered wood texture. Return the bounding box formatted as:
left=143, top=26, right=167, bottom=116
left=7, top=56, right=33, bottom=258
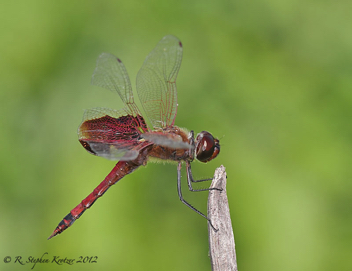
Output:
left=208, top=166, right=238, bottom=271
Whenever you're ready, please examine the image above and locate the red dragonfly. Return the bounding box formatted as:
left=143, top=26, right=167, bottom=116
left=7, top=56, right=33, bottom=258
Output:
left=48, top=35, right=220, bottom=239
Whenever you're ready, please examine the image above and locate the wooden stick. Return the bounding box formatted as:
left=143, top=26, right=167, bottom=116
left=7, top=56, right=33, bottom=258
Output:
left=207, top=165, right=238, bottom=271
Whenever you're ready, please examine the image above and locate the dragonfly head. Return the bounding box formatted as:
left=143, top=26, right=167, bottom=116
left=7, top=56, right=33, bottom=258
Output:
left=195, top=131, right=220, bottom=163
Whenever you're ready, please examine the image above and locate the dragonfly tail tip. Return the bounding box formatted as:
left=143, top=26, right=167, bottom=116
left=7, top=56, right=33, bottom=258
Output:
left=47, top=231, right=57, bottom=240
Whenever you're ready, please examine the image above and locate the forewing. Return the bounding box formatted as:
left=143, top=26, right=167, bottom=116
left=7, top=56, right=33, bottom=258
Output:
left=91, top=53, right=141, bottom=116
left=136, top=35, right=183, bottom=129
left=78, top=108, right=149, bottom=161
left=141, top=132, right=192, bottom=149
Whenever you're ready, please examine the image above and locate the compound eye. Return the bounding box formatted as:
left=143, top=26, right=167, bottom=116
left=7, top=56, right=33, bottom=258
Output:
left=196, top=131, right=220, bottom=163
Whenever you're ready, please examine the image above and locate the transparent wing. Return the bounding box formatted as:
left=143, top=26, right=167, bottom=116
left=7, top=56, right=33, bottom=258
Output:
left=91, top=53, right=141, bottom=116
left=141, top=132, right=192, bottom=149
left=86, top=142, right=140, bottom=161
left=136, top=35, right=183, bottom=129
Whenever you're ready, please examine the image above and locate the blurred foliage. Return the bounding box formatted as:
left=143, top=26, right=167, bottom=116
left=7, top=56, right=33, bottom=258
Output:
left=1, top=0, right=351, bottom=270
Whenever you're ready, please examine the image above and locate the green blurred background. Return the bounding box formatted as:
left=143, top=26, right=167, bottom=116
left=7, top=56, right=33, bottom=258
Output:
left=1, top=0, right=351, bottom=270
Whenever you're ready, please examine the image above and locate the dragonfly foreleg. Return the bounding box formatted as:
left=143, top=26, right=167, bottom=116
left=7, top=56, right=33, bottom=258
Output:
left=185, top=161, right=222, bottom=192
left=177, top=162, right=219, bottom=232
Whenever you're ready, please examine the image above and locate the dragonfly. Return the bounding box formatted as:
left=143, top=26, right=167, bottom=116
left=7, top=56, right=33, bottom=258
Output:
left=48, top=35, right=220, bottom=240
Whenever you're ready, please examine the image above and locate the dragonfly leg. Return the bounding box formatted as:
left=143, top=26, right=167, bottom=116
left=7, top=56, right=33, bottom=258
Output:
left=177, top=162, right=218, bottom=232
left=186, top=161, right=222, bottom=192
